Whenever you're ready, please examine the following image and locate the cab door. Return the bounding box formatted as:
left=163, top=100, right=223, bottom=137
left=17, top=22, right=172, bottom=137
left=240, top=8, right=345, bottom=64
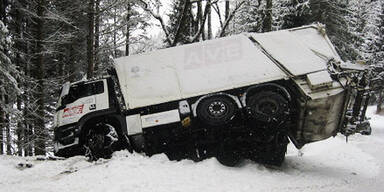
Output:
left=57, top=80, right=106, bottom=127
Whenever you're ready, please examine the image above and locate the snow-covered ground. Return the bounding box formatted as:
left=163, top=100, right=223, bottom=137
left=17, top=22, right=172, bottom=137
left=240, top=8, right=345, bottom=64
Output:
left=1, top=106, right=383, bottom=192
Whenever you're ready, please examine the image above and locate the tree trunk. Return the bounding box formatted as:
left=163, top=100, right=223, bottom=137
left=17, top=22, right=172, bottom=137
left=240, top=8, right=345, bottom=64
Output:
left=225, top=0, right=230, bottom=20
left=34, top=0, right=46, bottom=156
left=0, top=0, right=8, bottom=24
left=68, top=43, right=76, bottom=81
left=171, top=0, right=190, bottom=47
left=14, top=5, right=24, bottom=156
left=262, top=0, right=272, bottom=32
left=207, top=0, right=212, bottom=39
left=22, top=12, right=31, bottom=156
left=0, top=95, right=3, bottom=155
left=0, top=0, right=7, bottom=156
left=25, top=124, right=33, bottom=156
left=17, top=96, right=23, bottom=156
left=94, top=0, right=100, bottom=73
left=377, top=90, right=383, bottom=114
left=5, top=95, right=11, bottom=155
left=197, top=1, right=204, bottom=40
left=219, top=0, right=230, bottom=36
left=87, top=0, right=95, bottom=78
left=113, top=7, right=117, bottom=57
left=125, top=3, right=131, bottom=56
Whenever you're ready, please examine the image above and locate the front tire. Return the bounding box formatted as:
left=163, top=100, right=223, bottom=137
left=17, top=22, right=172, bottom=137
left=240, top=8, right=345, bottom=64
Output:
left=84, top=123, right=118, bottom=161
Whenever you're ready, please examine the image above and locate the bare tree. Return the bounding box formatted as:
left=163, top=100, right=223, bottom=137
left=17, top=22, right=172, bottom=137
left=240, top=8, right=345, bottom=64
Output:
left=215, top=1, right=246, bottom=37
left=138, top=0, right=218, bottom=46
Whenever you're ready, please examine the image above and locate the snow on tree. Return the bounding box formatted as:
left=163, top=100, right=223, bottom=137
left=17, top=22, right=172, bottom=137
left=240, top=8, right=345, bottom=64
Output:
left=230, top=0, right=359, bottom=61
left=0, top=21, right=18, bottom=95
left=358, top=0, right=383, bottom=65
left=0, top=20, right=21, bottom=155
left=229, top=0, right=310, bottom=33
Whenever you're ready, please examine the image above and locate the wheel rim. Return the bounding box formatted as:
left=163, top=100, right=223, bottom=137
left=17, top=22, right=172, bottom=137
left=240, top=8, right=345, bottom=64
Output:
left=208, top=101, right=228, bottom=117
left=197, top=96, right=237, bottom=126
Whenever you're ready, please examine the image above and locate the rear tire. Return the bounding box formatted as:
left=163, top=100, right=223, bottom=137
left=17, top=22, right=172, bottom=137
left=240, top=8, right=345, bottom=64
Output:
left=216, top=138, right=243, bottom=167
left=84, top=123, right=118, bottom=161
left=251, top=135, right=288, bottom=166
left=247, top=91, right=289, bottom=124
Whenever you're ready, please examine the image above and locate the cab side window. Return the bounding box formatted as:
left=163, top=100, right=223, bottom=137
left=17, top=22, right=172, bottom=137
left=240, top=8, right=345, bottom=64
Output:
left=68, top=81, right=104, bottom=103
left=94, top=81, right=104, bottom=95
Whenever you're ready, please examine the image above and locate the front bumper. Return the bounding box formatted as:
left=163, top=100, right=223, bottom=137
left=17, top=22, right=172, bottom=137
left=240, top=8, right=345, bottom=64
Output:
left=54, top=123, right=83, bottom=156
left=54, top=142, right=85, bottom=157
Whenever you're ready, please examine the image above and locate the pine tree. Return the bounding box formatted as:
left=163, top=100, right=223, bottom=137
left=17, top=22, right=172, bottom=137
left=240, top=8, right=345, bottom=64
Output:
left=308, top=0, right=359, bottom=61
left=274, top=0, right=311, bottom=29
left=6, top=0, right=85, bottom=156
left=359, top=0, right=383, bottom=65
left=230, top=0, right=265, bottom=33
left=0, top=20, right=19, bottom=155
left=230, top=0, right=359, bottom=61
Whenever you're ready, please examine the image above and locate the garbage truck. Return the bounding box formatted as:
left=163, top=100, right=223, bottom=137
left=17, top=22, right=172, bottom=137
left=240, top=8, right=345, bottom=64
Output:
left=53, top=24, right=372, bottom=166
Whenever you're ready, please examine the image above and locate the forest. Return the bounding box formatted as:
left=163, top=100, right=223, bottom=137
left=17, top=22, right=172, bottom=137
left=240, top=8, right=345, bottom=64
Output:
left=0, top=0, right=383, bottom=156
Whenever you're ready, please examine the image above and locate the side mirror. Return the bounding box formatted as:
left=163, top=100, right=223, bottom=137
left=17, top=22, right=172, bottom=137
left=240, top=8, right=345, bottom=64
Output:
left=56, top=95, right=68, bottom=111
left=56, top=95, right=73, bottom=111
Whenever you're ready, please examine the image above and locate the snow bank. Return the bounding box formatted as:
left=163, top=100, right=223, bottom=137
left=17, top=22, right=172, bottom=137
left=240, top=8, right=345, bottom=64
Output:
left=1, top=106, right=384, bottom=192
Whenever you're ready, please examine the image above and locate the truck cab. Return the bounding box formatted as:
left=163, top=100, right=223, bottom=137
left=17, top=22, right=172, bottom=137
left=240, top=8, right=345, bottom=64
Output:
left=54, top=78, right=120, bottom=156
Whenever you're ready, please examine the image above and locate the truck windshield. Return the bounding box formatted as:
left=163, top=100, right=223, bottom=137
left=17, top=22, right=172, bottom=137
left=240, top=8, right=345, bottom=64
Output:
left=61, top=81, right=104, bottom=106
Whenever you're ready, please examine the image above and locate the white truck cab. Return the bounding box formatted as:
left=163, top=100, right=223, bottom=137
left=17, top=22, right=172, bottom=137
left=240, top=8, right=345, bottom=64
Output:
left=54, top=79, right=114, bottom=154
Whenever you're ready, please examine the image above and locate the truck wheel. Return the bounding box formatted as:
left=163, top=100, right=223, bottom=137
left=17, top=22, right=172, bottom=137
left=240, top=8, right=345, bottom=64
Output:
left=216, top=138, right=243, bottom=167
left=197, top=96, right=236, bottom=126
left=84, top=123, right=119, bottom=161
left=247, top=91, right=289, bottom=123
left=263, top=143, right=287, bottom=166
left=252, top=135, right=288, bottom=166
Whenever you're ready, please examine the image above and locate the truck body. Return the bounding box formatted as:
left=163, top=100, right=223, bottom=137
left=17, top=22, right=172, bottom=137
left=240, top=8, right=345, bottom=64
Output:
left=53, top=25, right=371, bottom=166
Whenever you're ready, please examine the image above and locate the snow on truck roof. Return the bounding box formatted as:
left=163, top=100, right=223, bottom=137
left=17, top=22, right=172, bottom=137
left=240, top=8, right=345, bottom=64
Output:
left=114, top=25, right=340, bottom=109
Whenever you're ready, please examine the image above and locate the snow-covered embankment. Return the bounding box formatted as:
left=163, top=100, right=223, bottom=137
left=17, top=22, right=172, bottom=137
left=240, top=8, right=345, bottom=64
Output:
left=1, top=107, right=383, bottom=192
